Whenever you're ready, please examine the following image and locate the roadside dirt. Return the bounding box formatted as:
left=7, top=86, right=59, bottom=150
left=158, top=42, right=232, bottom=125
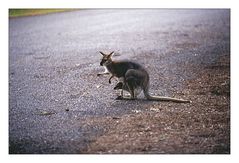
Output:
left=81, top=54, right=230, bottom=154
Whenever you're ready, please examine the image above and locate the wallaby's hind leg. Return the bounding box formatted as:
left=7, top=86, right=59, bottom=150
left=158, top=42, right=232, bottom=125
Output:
left=114, top=69, right=144, bottom=100
left=114, top=79, right=136, bottom=100
left=143, top=84, right=151, bottom=99
left=126, top=76, right=140, bottom=99
left=127, top=84, right=135, bottom=99
left=113, top=82, right=124, bottom=99
left=114, top=83, right=133, bottom=100
left=125, top=69, right=146, bottom=99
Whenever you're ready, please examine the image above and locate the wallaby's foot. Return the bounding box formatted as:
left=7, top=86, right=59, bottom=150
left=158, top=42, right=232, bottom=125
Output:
left=115, top=96, right=123, bottom=100
left=129, top=97, right=136, bottom=100
left=115, top=95, right=136, bottom=100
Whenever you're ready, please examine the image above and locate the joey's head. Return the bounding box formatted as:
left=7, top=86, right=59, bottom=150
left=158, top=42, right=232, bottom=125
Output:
left=99, top=51, right=114, bottom=66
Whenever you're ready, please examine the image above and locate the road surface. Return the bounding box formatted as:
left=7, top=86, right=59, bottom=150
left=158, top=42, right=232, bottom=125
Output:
left=9, top=9, right=230, bottom=153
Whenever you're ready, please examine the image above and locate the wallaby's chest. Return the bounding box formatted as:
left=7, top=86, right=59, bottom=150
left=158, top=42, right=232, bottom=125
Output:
left=106, top=61, right=142, bottom=78
left=106, top=64, right=126, bottom=77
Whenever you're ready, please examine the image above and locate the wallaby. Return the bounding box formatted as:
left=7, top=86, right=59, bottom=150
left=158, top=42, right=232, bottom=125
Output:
left=97, top=51, right=191, bottom=103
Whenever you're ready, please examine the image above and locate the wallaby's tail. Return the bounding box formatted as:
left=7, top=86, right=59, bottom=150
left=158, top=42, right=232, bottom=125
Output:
left=143, top=87, right=191, bottom=103
left=146, top=95, right=191, bottom=103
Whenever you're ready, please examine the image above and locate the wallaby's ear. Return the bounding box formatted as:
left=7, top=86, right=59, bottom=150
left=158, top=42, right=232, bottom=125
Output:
left=99, top=51, right=105, bottom=56
left=108, top=51, right=114, bottom=58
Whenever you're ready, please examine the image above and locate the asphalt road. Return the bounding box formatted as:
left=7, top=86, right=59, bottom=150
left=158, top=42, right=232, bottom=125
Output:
left=9, top=9, right=230, bottom=153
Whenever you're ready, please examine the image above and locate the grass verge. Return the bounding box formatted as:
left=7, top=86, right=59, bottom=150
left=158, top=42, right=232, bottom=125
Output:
left=9, top=9, right=75, bottom=18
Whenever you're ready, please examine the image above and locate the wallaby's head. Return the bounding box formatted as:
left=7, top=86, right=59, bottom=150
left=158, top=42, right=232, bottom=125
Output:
left=99, top=51, right=114, bottom=66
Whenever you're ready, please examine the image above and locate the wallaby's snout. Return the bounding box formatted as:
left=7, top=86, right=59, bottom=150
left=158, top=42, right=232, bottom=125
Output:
left=100, top=57, right=107, bottom=66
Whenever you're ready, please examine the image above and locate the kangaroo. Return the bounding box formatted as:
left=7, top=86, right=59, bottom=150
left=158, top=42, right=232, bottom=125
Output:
left=97, top=51, right=191, bottom=103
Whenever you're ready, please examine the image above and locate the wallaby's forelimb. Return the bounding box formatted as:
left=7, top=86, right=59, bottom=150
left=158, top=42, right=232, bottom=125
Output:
left=109, top=75, right=114, bottom=84
left=97, top=72, right=110, bottom=76
left=97, top=66, right=110, bottom=76
left=114, top=82, right=124, bottom=90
